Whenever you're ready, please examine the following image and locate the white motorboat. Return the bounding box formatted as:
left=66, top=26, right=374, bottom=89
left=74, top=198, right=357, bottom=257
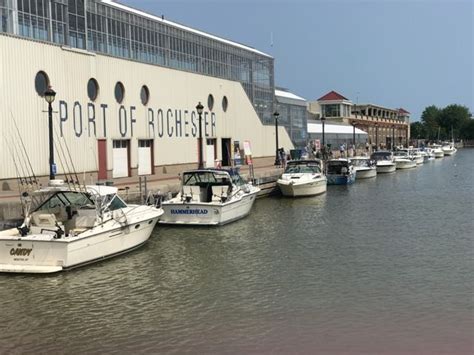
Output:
left=350, top=157, right=377, bottom=179
left=393, top=151, right=417, bottom=169
left=370, top=151, right=396, bottom=173
left=431, top=144, right=445, bottom=158
left=160, top=169, right=260, bottom=225
left=277, top=159, right=327, bottom=197
left=442, top=142, right=457, bottom=156
left=421, top=148, right=435, bottom=161
left=326, top=159, right=356, bottom=185
left=0, top=180, right=164, bottom=273
left=411, top=149, right=425, bottom=165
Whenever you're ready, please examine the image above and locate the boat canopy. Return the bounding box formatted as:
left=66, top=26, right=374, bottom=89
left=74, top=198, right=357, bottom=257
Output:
left=327, top=159, right=351, bottom=174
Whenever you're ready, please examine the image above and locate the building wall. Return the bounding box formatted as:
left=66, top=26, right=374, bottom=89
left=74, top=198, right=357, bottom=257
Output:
left=0, top=34, right=293, bottom=180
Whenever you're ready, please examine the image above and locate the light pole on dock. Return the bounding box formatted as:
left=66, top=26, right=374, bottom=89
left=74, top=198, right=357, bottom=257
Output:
left=321, top=116, right=326, bottom=147
left=44, top=86, right=56, bottom=180
left=196, top=102, right=204, bottom=169
left=392, top=125, right=395, bottom=151
left=374, top=122, right=378, bottom=151
left=352, top=121, right=356, bottom=149
left=274, top=111, right=280, bottom=166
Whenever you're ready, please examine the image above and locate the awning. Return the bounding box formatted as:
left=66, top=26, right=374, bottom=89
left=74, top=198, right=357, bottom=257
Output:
left=307, top=122, right=367, bottom=135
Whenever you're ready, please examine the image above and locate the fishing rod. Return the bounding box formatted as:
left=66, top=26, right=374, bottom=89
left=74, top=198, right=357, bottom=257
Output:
left=10, top=111, right=38, bottom=185
left=53, top=139, right=73, bottom=191
left=60, top=130, right=83, bottom=191
left=53, top=127, right=75, bottom=190
left=2, top=132, right=25, bottom=195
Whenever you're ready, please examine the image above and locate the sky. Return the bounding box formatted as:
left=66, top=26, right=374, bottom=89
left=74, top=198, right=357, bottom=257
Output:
left=121, top=0, right=473, bottom=121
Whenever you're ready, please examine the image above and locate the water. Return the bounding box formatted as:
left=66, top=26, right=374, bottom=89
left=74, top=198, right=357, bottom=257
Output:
left=0, top=151, right=472, bottom=354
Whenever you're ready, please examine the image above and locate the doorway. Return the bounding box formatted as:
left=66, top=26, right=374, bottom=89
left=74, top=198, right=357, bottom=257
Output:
left=97, top=139, right=107, bottom=180
left=221, top=138, right=231, bottom=167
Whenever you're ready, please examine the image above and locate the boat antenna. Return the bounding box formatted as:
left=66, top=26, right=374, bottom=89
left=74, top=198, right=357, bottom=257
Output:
left=10, top=111, right=38, bottom=185
left=2, top=132, right=26, bottom=192
left=54, top=122, right=84, bottom=191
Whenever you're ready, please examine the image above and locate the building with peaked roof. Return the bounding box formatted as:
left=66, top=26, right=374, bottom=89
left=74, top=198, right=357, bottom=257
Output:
left=309, top=90, right=410, bottom=149
left=0, top=0, right=294, bottom=184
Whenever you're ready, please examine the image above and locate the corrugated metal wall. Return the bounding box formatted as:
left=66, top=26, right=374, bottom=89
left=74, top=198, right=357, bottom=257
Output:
left=0, top=34, right=293, bottom=180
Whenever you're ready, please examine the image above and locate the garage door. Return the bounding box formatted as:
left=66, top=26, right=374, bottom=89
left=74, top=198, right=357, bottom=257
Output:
left=112, top=140, right=129, bottom=178
left=138, top=139, right=153, bottom=176
left=205, top=140, right=215, bottom=168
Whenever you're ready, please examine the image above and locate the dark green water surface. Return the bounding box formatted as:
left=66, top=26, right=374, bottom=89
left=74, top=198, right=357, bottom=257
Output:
left=0, top=150, right=472, bottom=354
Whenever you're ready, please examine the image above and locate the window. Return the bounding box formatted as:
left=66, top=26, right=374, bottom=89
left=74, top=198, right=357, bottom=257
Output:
left=222, top=96, right=228, bottom=112
left=87, top=78, right=99, bottom=101
left=34, top=71, right=50, bottom=96
left=140, top=85, right=150, bottom=105
left=114, top=81, right=125, bottom=103
left=207, top=94, right=214, bottom=111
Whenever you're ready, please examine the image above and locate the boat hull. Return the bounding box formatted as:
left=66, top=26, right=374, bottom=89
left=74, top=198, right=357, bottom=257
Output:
left=395, top=160, right=416, bottom=169
left=434, top=151, right=444, bottom=158
left=160, top=189, right=259, bottom=225
left=354, top=168, right=377, bottom=179
left=376, top=163, right=396, bottom=173
left=0, top=206, right=163, bottom=273
left=327, top=173, right=356, bottom=185
left=278, top=178, right=327, bottom=197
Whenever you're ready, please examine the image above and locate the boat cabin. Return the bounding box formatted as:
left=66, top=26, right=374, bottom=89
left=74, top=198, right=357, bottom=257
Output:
left=180, top=169, right=245, bottom=203
left=326, top=160, right=352, bottom=175
left=26, top=184, right=126, bottom=237
left=371, top=151, right=393, bottom=161
left=284, top=160, right=323, bottom=174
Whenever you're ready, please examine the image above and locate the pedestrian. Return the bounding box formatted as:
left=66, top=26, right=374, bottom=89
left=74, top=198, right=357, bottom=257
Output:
left=339, top=143, right=345, bottom=158
left=365, top=141, right=369, bottom=154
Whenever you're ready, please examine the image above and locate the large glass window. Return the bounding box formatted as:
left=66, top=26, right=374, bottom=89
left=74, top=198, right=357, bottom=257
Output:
left=323, top=104, right=341, bottom=117
left=1, top=0, right=275, bottom=123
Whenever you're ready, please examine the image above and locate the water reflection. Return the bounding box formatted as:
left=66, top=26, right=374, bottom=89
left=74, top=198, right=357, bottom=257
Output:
left=0, top=150, right=472, bottom=354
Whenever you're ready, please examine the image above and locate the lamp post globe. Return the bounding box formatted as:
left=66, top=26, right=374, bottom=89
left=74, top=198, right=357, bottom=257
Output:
left=273, top=111, right=280, bottom=166
left=196, top=102, right=204, bottom=169
left=44, top=86, right=56, bottom=180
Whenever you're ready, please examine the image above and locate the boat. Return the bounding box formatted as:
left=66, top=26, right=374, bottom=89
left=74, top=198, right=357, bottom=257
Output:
left=410, top=149, right=425, bottom=165
left=431, top=144, right=445, bottom=158
left=370, top=151, right=396, bottom=173
left=159, top=169, right=260, bottom=225
left=277, top=159, right=327, bottom=197
left=442, top=142, right=457, bottom=156
left=393, top=151, right=417, bottom=169
left=350, top=157, right=377, bottom=179
left=421, top=148, right=435, bottom=161
left=0, top=180, right=164, bottom=273
left=326, top=159, right=356, bottom=185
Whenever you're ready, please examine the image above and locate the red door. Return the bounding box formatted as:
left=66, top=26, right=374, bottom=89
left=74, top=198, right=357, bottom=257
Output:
left=97, top=139, right=107, bottom=180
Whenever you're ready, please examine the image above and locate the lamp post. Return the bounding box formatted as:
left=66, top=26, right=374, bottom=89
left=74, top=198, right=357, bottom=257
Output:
left=352, top=121, right=356, bottom=147
left=374, top=122, right=378, bottom=151
left=196, top=102, right=204, bottom=169
left=392, top=125, right=395, bottom=151
left=44, top=86, right=56, bottom=180
left=273, top=111, right=280, bottom=166
left=321, top=116, right=326, bottom=147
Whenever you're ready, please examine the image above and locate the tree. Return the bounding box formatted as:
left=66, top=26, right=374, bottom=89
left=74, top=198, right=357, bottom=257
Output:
left=438, top=104, right=471, bottom=140
left=459, top=118, right=474, bottom=140
left=410, top=121, right=426, bottom=139
left=420, top=105, right=441, bottom=139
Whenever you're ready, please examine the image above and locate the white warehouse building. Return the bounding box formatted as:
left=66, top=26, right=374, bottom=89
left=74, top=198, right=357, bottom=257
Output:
left=0, top=0, right=294, bottom=185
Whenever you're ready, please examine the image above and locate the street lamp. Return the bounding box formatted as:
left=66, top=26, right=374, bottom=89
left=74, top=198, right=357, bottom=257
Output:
left=273, top=111, right=280, bottom=166
left=392, top=125, right=395, bottom=151
left=196, top=102, right=204, bottom=169
left=321, top=116, right=326, bottom=147
left=374, top=122, right=378, bottom=151
left=352, top=121, right=356, bottom=148
left=44, top=86, right=56, bottom=180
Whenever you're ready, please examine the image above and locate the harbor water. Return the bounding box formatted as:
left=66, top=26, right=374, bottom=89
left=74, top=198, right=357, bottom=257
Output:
left=0, top=150, right=472, bottom=354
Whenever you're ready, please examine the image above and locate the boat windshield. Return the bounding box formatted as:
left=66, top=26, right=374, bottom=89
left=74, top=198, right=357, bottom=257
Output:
left=371, top=152, right=392, bottom=161
left=183, top=171, right=232, bottom=186
left=35, top=191, right=94, bottom=212
left=327, top=161, right=349, bottom=174
left=285, top=162, right=321, bottom=174
left=351, top=159, right=369, bottom=167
